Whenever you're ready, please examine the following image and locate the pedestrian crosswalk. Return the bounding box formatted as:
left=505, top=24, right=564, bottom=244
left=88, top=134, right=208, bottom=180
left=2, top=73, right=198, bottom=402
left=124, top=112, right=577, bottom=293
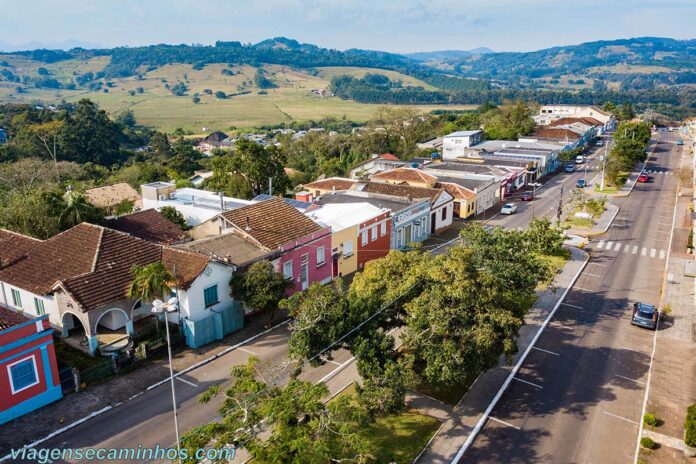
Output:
left=643, top=169, right=674, bottom=175
left=595, top=240, right=667, bottom=259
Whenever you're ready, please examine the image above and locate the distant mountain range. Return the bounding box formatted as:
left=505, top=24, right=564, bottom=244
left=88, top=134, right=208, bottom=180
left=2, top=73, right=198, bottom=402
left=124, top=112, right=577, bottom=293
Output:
left=405, top=48, right=494, bottom=62
left=0, top=39, right=102, bottom=52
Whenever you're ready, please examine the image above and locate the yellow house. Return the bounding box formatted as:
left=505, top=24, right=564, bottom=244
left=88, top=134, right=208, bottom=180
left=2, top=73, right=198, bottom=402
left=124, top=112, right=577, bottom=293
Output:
left=306, top=202, right=386, bottom=278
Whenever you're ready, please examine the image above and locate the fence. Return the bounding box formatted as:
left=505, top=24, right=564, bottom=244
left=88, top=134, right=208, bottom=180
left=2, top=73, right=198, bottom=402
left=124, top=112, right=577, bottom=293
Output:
left=183, top=304, right=244, bottom=348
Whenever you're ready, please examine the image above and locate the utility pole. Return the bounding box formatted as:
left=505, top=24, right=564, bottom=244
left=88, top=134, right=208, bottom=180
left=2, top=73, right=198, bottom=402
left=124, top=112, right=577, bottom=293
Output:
left=600, top=138, right=612, bottom=192
left=557, top=185, right=564, bottom=226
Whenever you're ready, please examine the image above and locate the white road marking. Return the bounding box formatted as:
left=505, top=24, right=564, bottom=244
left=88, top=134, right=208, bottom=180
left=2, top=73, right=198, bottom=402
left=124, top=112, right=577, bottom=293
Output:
left=328, top=360, right=342, bottom=366
left=561, top=302, right=584, bottom=309
left=614, top=242, right=622, bottom=251
left=238, top=347, right=257, bottom=355
left=176, top=377, right=198, bottom=388
left=641, top=248, right=647, bottom=256
left=489, top=416, right=521, bottom=430
left=632, top=245, right=638, bottom=254
left=583, top=273, right=602, bottom=277
left=605, top=241, right=614, bottom=250
left=623, top=245, right=630, bottom=253
left=532, top=346, right=559, bottom=356
left=513, top=377, right=543, bottom=389
left=597, top=240, right=605, bottom=249
left=615, top=374, right=646, bottom=385
left=603, top=411, right=639, bottom=426
left=650, top=248, right=657, bottom=258
left=659, top=250, right=666, bottom=259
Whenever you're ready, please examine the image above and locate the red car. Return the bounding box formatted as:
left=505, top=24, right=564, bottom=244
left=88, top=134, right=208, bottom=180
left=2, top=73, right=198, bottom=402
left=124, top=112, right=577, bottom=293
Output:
left=638, top=173, right=649, bottom=183
left=520, top=191, right=534, bottom=201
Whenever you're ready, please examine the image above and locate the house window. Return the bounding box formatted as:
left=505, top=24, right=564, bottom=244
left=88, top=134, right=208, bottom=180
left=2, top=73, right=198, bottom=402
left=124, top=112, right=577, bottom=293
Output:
left=283, top=261, right=293, bottom=279
left=8, top=356, right=38, bottom=394
left=203, top=285, right=219, bottom=308
left=361, top=231, right=368, bottom=246
left=301, top=253, right=309, bottom=264
left=380, top=222, right=387, bottom=237
left=441, top=207, right=447, bottom=221
left=343, top=240, right=353, bottom=257
left=34, top=298, right=45, bottom=316
left=11, top=289, right=21, bottom=308
left=316, top=247, right=325, bottom=265
left=371, top=226, right=377, bottom=241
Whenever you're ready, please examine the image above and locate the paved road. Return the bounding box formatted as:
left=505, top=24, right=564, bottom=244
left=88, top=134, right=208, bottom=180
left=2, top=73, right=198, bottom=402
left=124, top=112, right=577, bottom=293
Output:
left=463, top=134, right=681, bottom=464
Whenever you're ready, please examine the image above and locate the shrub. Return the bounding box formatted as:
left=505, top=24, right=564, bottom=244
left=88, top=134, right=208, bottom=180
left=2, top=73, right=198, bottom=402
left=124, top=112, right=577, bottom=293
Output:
left=643, top=413, right=658, bottom=427
left=640, top=437, right=656, bottom=449
left=684, top=404, right=696, bottom=447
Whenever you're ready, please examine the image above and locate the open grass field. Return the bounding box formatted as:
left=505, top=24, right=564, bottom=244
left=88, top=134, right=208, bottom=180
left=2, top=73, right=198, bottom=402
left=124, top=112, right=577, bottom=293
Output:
left=0, top=58, right=476, bottom=132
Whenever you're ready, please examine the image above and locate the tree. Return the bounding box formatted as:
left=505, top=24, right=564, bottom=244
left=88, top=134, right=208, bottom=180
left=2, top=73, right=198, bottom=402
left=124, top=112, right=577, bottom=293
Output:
left=231, top=260, right=290, bottom=327
left=58, top=99, right=125, bottom=165
left=29, top=120, right=65, bottom=182
left=214, top=90, right=226, bottom=99
left=170, top=81, right=187, bottom=96
left=525, top=218, right=565, bottom=255
left=480, top=100, right=537, bottom=140
left=159, top=206, right=190, bottom=230
left=148, top=131, right=173, bottom=158
left=116, top=110, right=137, bottom=128
left=56, top=187, right=102, bottom=229
left=183, top=357, right=369, bottom=464
left=229, top=139, right=290, bottom=197
left=167, top=138, right=202, bottom=177
left=191, top=93, right=200, bottom=104
left=0, top=188, right=61, bottom=239
left=128, top=262, right=174, bottom=302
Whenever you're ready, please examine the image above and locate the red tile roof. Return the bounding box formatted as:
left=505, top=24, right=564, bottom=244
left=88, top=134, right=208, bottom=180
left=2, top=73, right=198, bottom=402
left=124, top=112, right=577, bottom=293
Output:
left=438, top=182, right=476, bottom=200
left=533, top=128, right=581, bottom=140
left=549, top=117, right=603, bottom=127
left=0, top=305, right=31, bottom=331
left=372, top=168, right=438, bottom=185
left=303, top=177, right=356, bottom=192
left=380, top=153, right=400, bottom=161
left=0, top=224, right=208, bottom=312
left=106, top=209, right=188, bottom=245
left=220, top=197, right=325, bottom=250
left=350, top=182, right=446, bottom=205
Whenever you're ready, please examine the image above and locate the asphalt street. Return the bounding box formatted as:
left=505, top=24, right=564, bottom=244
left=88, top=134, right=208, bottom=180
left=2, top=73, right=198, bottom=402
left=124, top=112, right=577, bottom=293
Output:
left=463, top=133, right=682, bottom=463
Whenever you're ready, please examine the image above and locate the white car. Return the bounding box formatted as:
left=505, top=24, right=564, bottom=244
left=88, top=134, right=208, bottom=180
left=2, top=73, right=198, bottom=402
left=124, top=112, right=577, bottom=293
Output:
left=575, top=155, right=584, bottom=164
left=500, top=203, right=517, bottom=215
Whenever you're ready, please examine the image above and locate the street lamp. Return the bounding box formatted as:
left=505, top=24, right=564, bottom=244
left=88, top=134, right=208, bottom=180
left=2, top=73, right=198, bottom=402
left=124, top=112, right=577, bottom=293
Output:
left=600, top=137, right=612, bottom=192
left=152, top=297, right=181, bottom=463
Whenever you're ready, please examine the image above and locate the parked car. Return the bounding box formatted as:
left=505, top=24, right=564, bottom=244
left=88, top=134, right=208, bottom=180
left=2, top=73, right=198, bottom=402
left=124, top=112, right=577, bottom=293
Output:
left=638, top=173, right=650, bottom=183
left=564, top=163, right=576, bottom=173
left=596, top=141, right=603, bottom=146
left=520, top=191, right=534, bottom=201
left=677, top=140, right=684, bottom=146
left=576, top=179, right=586, bottom=188
left=500, top=203, right=518, bottom=215
left=575, top=155, right=584, bottom=164
left=631, top=302, right=658, bottom=330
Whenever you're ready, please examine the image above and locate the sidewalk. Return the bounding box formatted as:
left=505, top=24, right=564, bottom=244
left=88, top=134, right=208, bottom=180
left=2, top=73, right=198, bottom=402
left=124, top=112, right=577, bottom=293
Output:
left=566, top=203, right=619, bottom=237
left=638, top=144, right=696, bottom=464
left=0, top=310, right=288, bottom=455
left=415, top=246, right=589, bottom=463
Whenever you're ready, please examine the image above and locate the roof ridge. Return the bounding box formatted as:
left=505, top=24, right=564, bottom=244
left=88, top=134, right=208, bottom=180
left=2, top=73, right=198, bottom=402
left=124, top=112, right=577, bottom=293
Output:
left=0, top=228, right=44, bottom=242
left=90, top=226, right=105, bottom=272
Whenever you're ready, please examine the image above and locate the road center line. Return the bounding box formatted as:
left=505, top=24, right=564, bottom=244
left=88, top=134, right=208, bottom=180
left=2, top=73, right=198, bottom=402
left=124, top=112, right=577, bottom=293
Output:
left=489, top=416, right=521, bottom=430
left=513, top=377, right=543, bottom=389
left=603, top=410, right=639, bottom=426
left=532, top=346, right=559, bottom=356
left=615, top=374, right=646, bottom=385
left=176, top=377, right=198, bottom=388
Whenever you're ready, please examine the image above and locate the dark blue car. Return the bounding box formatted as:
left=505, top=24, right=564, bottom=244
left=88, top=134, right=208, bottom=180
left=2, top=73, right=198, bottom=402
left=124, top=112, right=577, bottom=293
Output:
left=631, top=302, right=658, bottom=330
left=576, top=179, right=586, bottom=188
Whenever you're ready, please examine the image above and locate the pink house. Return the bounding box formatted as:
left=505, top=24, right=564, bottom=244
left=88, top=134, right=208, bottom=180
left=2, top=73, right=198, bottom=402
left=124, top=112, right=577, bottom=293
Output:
left=216, top=197, right=332, bottom=293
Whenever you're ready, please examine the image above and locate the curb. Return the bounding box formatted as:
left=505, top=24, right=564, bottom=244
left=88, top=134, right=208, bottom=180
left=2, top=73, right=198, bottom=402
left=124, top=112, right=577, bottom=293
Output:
left=580, top=204, right=620, bottom=237
left=0, top=319, right=291, bottom=462
left=450, top=247, right=590, bottom=462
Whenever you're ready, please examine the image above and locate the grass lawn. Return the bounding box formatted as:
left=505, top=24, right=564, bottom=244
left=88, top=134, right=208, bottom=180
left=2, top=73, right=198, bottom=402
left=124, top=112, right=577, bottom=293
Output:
left=335, top=385, right=441, bottom=463
left=537, top=249, right=571, bottom=291
left=594, top=185, right=620, bottom=194
left=410, top=374, right=475, bottom=406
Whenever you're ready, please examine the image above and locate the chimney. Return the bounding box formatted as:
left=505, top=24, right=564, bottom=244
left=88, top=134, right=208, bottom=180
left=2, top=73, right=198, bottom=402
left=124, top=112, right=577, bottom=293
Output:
left=245, top=216, right=252, bottom=231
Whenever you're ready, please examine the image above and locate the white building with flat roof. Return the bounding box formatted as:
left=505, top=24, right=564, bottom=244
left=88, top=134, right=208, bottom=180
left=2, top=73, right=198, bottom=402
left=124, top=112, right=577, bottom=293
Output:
left=442, top=130, right=484, bottom=159
left=141, top=183, right=254, bottom=227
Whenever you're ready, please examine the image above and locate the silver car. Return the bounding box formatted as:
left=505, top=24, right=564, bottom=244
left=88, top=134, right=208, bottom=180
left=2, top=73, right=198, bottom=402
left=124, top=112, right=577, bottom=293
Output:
left=631, top=302, right=658, bottom=330
left=500, top=203, right=517, bottom=215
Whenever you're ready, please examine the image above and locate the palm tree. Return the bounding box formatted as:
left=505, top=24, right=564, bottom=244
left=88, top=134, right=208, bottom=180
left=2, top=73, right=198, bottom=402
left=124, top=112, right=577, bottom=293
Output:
left=128, top=262, right=174, bottom=338
left=59, top=186, right=99, bottom=229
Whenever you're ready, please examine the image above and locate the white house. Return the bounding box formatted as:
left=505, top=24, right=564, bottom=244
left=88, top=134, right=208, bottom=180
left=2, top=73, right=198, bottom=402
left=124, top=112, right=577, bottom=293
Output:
left=0, top=224, right=242, bottom=355
left=442, top=130, right=484, bottom=160
left=534, top=105, right=616, bottom=133
left=141, top=182, right=255, bottom=227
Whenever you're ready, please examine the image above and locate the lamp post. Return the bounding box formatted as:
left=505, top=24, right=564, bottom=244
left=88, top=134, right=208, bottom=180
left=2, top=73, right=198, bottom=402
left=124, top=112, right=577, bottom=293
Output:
left=152, top=297, right=181, bottom=463
left=600, top=137, right=612, bottom=192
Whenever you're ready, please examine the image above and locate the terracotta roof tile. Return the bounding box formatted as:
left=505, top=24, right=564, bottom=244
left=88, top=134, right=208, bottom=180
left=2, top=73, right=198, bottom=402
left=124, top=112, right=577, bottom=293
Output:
left=303, top=177, right=356, bottom=192
left=220, top=197, right=324, bottom=250
left=0, top=305, right=31, bottom=331
left=372, top=168, right=438, bottom=185
left=549, top=117, right=602, bottom=127
left=0, top=224, right=208, bottom=312
left=106, top=209, right=188, bottom=245
left=438, top=182, right=476, bottom=200
left=533, top=127, right=581, bottom=140
left=350, top=182, right=445, bottom=204
left=84, top=183, right=141, bottom=209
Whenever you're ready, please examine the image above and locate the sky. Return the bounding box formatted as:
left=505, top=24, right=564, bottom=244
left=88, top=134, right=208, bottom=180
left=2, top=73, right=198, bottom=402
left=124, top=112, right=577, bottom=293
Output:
left=1, top=0, right=694, bottom=53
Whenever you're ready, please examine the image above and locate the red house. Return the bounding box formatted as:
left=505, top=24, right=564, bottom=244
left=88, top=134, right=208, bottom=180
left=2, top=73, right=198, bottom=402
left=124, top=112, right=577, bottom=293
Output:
left=0, top=307, right=62, bottom=424
left=357, top=210, right=391, bottom=270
